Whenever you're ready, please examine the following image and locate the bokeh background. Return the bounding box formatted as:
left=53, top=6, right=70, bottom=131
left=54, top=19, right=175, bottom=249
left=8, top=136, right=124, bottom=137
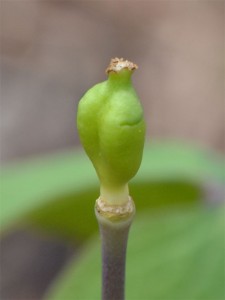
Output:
left=1, top=1, right=224, bottom=299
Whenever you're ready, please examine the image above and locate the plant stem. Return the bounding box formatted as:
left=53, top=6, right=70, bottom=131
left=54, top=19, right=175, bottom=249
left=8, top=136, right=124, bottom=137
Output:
left=95, top=197, right=135, bottom=300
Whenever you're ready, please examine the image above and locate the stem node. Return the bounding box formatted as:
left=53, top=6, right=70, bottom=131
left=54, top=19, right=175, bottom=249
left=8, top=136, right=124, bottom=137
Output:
left=95, top=197, right=135, bottom=300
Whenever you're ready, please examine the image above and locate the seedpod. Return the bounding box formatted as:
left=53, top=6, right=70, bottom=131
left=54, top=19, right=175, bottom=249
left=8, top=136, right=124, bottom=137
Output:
left=77, top=58, right=145, bottom=206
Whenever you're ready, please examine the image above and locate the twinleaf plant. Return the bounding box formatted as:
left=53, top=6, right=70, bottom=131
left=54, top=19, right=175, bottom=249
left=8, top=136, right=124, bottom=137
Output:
left=77, top=58, right=145, bottom=300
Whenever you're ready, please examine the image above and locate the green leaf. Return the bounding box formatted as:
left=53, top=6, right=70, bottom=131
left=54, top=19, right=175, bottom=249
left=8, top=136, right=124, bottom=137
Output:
left=46, top=205, right=225, bottom=300
left=26, top=181, right=200, bottom=240
left=1, top=141, right=224, bottom=239
left=135, top=141, right=224, bottom=184
left=0, top=149, right=97, bottom=234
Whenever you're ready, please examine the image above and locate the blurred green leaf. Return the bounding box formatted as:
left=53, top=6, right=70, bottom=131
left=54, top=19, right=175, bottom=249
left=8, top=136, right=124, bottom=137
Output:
left=46, top=205, right=225, bottom=300
left=1, top=149, right=97, bottom=233
left=27, top=181, right=200, bottom=240
left=1, top=141, right=224, bottom=239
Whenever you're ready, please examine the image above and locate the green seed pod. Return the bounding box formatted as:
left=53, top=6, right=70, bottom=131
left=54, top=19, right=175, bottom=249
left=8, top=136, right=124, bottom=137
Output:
left=77, top=58, right=145, bottom=205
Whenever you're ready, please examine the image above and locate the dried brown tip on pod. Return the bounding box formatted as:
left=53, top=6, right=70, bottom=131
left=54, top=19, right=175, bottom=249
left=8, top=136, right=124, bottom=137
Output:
left=106, top=57, right=138, bottom=74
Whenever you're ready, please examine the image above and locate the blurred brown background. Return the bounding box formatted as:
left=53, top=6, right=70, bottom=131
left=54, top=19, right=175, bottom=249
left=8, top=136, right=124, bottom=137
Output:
left=1, top=1, right=224, bottom=299
left=1, top=1, right=224, bottom=164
